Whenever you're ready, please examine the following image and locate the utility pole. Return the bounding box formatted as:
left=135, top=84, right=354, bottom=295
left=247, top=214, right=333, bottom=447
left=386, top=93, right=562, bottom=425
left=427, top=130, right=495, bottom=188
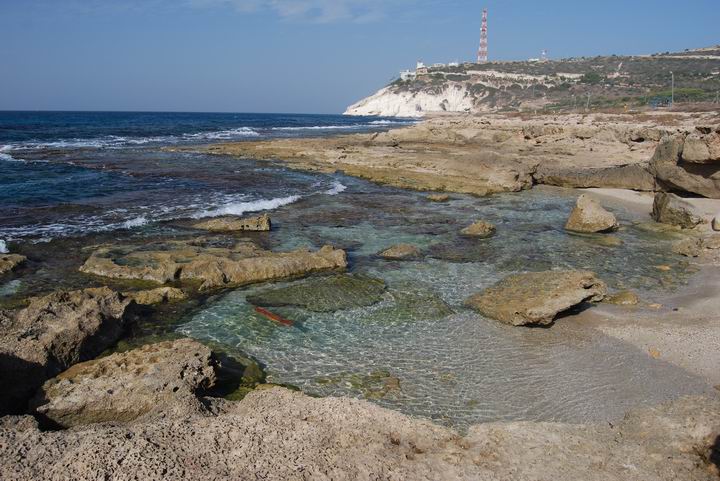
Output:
left=670, top=71, right=675, bottom=107
left=586, top=92, right=591, bottom=112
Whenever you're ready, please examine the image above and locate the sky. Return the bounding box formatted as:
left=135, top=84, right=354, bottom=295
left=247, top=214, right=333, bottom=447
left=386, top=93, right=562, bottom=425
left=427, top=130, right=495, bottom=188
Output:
left=0, top=0, right=718, bottom=114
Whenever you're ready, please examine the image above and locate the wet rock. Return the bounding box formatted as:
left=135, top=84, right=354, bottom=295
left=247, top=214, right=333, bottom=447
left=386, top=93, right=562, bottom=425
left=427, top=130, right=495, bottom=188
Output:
left=651, top=193, right=704, bottom=229
left=367, top=284, right=455, bottom=322
left=465, top=270, right=607, bottom=326
left=247, top=274, right=386, bottom=313
left=124, top=287, right=186, bottom=305
left=0, top=389, right=717, bottom=481
left=0, top=287, right=130, bottom=414
left=379, top=244, right=422, bottom=260
left=80, top=239, right=347, bottom=291
left=31, top=339, right=216, bottom=428
left=427, top=194, right=450, bottom=202
left=565, top=195, right=619, bottom=233
left=0, top=254, right=26, bottom=276
left=193, top=214, right=271, bottom=232
left=315, top=369, right=402, bottom=400
left=460, top=221, right=496, bottom=238
left=605, top=290, right=640, bottom=306
left=673, top=238, right=704, bottom=257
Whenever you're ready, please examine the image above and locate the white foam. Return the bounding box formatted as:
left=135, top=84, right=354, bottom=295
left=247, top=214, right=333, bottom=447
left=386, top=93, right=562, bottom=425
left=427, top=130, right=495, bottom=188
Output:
left=0, top=240, right=8, bottom=254
left=183, top=128, right=260, bottom=140
left=194, top=195, right=301, bottom=219
left=0, top=152, right=24, bottom=163
left=121, top=216, right=149, bottom=229
left=325, top=181, right=347, bottom=195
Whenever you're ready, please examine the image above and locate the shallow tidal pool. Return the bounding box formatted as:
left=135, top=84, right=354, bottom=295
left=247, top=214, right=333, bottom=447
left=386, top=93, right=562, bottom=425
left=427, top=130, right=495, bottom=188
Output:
left=178, top=179, right=708, bottom=429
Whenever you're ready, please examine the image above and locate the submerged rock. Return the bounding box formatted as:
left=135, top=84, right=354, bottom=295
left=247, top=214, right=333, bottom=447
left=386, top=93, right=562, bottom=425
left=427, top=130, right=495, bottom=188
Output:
left=32, top=339, right=216, bottom=428
left=80, top=239, right=347, bottom=291
left=0, top=287, right=130, bottom=414
left=605, top=290, right=640, bottom=306
left=366, top=284, right=454, bottom=322
left=0, top=254, right=26, bottom=276
left=460, top=221, right=496, bottom=238
left=193, top=214, right=271, bottom=232
left=247, top=274, right=386, bottom=313
left=378, top=244, right=422, bottom=260
left=651, top=193, right=704, bottom=229
left=427, top=194, right=450, bottom=202
left=465, top=270, right=607, bottom=326
left=565, top=195, right=619, bottom=233
left=124, top=287, right=187, bottom=305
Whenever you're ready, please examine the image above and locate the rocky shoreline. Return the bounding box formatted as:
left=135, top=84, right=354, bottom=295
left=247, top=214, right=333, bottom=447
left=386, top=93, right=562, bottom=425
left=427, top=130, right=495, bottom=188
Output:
left=2, top=112, right=720, bottom=480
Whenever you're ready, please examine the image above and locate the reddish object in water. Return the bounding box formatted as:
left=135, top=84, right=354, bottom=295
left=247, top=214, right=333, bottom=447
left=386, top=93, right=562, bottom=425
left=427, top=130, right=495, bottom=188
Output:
left=254, top=306, right=294, bottom=326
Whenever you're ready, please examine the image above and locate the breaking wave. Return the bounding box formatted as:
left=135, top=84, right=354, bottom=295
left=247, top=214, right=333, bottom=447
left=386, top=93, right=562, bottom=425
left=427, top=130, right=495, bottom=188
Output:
left=194, top=195, right=302, bottom=219
left=0, top=240, right=8, bottom=254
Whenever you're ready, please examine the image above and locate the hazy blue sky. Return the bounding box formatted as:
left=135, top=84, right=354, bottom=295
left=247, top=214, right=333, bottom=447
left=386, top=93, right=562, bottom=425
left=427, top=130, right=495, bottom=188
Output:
left=1, top=0, right=718, bottom=113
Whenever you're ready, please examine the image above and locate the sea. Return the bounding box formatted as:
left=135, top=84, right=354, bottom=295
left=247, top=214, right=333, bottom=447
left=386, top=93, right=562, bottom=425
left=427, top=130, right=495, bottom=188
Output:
left=0, top=111, right=712, bottom=430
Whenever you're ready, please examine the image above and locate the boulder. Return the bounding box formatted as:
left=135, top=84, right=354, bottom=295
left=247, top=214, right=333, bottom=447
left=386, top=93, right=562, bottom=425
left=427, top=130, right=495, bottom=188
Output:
left=0, top=254, right=26, bottom=276
left=379, top=244, right=422, bottom=260
left=673, top=235, right=720, bottom=257
left=193, top=214, right=271, bottom=232
left=31, top=339, right=216, bottom=427
left=565, top=195, right=619, bottom=233
left=247, top=274, right=386, bottom=313
left=651, top=193, right=704, bottom=229
left=124, top=287, right=187, bottom=305
left=460, top=221, right=496, bottom=238
left=0, top=287, right=130, bottom=414
left=682, top=132, right=720, bottom=163
left=80, top=239, right=347, bottom=291
left=465, top=270, right=607, bottom=326
left=427, top=194, right=450, bottom=202
left=648, top=135, right=720, bottom=198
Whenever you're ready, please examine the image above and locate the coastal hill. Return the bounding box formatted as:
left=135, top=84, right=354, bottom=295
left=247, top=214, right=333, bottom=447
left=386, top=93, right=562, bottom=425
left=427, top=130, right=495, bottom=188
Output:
left=345, top=46, right=720, bottom=117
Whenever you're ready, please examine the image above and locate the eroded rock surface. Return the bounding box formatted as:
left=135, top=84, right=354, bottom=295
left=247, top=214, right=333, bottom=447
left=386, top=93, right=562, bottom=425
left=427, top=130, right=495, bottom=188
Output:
left=0, top=254, right=26, bottom=276
left=427, top=194, right=450, bottom=202
left=460, top=221, right=496, bottom=238
left=465, top=270, right=607, bottom=326
left=565, top=195, right=619, bottom=233
left=0, top=388, right=717, bottom=481
left=247, top=274, right=386, bottom=312
left=649, top=134, right=720, bottom=198
left=379, top=244, right=422, bottom=260
left=0, top=287, right=130, bottom=414
left=31, top=339, right=216, bottom=427
left=124, top=287, right=187, bottom=305
left=193, top=214, right=271, bottom=232
left=652, top=192, right=704, bottom=229
left=80, top=239, right=347, bottom=291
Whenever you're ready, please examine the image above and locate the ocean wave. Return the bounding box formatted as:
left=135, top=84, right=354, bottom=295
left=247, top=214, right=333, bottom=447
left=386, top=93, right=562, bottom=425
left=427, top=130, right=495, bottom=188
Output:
left=121, top=216, right=149, bottom=229
left=193, top=194, right=302, bottom=219
left=182, top=127, right=260, bottom=140
left=0, top=240, right=8, bottom=254
left=325, top=181, right=347, bottom=195
left=0, top=152, right=24, bottom=163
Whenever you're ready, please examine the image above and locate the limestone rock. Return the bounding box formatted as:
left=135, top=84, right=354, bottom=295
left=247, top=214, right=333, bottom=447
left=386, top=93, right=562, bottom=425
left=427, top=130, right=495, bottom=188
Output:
left=80, top=239, right=347, bottom=291
left=465, top=270, right=607, bottom=326
left=651, top=192, right=704, bottom=229
left=461, top=221, right=496, bottom=238
left=31, top=339, right=216, bottom=427
left=605, top=290, right=640, bottom=306
left=673, top=238, right=704, bottom=257
left=246, top=274, right=386, bottom=313
left=649, top=135, right=720, bottom=198
left=682, top=132, right=720, bottom=163
left=427, top=194, right=450, bottom=202
left=713, top=215, right=720, bottom=231
left=534, top=163, right=658, bottom=192
left=379, top=244, right=422, bottom=260
left=0, top=287, right=130, bottom=414
left=0, top=254, right=26, bottom=276
left=565, top=195, right=619, bottom=233
left=124, top=287, right=187, bottom=305
left=1, top=389, right=718, bottom=481
left=193, top=214, right=271, bottom=232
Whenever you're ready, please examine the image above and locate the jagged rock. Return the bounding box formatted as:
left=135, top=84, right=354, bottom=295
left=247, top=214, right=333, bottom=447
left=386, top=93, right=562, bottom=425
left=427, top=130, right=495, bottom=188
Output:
left=0, top=287, right=130, bottom=414
left=0, top=254, right=26, bottom=276
left=651, top=193, right=704, bottom=229
left=461, top=221, right=496, bottom=238
left=605, top=290, right=640, bottom=306
left=465, top=270, right=607, bottom=326
left=379, top=244, right=422, bottom=260
left=427, top=194, right=450, bottom=202
left=247, top=274, right=386, bottom=313
left=534, top=164, right=658, bottom=191
left=649, top=135, right=720, bottom=198
left=80, top=239, right=347, bottom=291
left=0, top=389, right=717, bottom=481
left=31, top=339, right=216, bottom=428
left=565, top=195, right=619, bottom=233
left=193, top=214, right=271, bottom=232
left=124, top=287, right=186, bottom=305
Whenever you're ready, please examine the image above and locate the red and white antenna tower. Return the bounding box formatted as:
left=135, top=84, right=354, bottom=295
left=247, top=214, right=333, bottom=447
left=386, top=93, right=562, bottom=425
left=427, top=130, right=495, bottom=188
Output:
left=477, top=8, right=488, bottom=63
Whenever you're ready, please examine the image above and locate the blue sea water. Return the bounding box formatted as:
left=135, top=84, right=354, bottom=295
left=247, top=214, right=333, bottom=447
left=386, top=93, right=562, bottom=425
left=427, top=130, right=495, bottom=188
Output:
left=0, top=111, right=413, bottom=240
